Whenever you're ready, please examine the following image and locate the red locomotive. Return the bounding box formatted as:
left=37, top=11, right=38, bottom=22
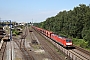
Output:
left=32, top=26, right=73, bottom=47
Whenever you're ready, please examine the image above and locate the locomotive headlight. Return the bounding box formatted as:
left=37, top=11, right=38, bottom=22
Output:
left=66, top=43, right=72, bottom=45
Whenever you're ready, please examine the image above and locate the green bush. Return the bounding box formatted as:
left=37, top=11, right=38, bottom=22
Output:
left=72, top=38, right=88, bottom=48
left=80, top=41, right=88, bottom=48
left=12, top=29, right=19, bottom=35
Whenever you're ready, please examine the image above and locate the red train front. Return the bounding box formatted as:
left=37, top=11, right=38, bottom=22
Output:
left=51, top=33, right=73, bottom=47
left=65, top=38, right=72, bottom=47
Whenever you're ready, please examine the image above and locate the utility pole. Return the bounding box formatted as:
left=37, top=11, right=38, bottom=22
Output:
left=0, top=18, right=1, bottom=25
left=10, top=20, right=12, bottom=41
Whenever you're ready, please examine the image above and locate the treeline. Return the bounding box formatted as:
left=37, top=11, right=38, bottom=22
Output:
left=34, top=4, right=90, bottom=47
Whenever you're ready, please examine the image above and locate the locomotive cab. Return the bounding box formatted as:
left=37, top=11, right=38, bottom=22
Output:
left=65, top=39, right=73, bottom=47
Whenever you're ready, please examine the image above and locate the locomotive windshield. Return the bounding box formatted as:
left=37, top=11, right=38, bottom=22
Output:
left=66, top=39, right=72, bottom=42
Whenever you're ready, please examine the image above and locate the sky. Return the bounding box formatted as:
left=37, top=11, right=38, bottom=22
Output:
left=0, top=0, right=90, bottom=23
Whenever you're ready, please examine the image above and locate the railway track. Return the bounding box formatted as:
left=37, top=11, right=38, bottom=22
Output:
left=31, top=27, right=67, bottom=60
left=0, top=41, right=7, bottom=60
left=13, top=27, right=34, bottom=60
left=68, top=47, right=90, bottom=60
left=39, top=37, right=62, bottom=60
left=69, top=49, right=90, bottom=60
left=74, top=45, right=90, bottom=56
left=14, top=37, right=34, bottom=60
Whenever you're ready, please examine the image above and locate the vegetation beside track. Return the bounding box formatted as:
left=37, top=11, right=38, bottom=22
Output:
left=72, top=38, right=90, bottom=51
left=12, top=29, right=19, bottom=35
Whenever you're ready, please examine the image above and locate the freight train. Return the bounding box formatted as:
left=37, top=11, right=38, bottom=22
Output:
left=32, top=26, right=73, bottom=47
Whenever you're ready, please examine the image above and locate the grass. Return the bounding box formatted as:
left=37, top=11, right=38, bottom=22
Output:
left=32, top=44, right=41, bottom=50
left=15, top=58, right=21, bottom=60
